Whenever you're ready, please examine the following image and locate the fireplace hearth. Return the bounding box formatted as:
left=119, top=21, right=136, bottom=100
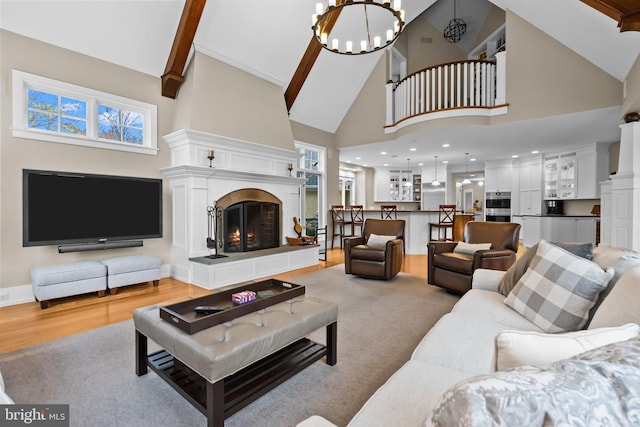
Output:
left=224, top=201, right=280, bottom=252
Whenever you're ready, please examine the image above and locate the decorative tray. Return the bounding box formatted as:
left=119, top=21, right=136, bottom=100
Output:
left=160, top=278, right=305, bottom=334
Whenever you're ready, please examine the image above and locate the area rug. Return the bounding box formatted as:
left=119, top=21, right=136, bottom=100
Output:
left=0, top=266, right=459, bottom=427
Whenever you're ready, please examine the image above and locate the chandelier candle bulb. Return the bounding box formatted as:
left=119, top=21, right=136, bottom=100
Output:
left=387, top=29, right=393, bottom=41
left=374, top=36, right=381, bottom=48
left=360, top=40, right=367, bottom=52
left=321, top=33, right=328, bottom=45
left=346, top=41, right=353, bottom=53
left=393, top=0, right=401, bottom=11
left=332, top=38, right=339, bottom=50
left=312, top=14, right=317, bottom=25
left=315, top=2, right=323, bottom=15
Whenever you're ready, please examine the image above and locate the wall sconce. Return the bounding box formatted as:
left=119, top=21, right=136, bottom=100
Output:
left=287, top=162, right=294, bottom=176
left=207, top=150, right=215, bottom=168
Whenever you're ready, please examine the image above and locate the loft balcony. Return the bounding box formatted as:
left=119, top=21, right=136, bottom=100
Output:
left=384, top=51, right=508, bottom=133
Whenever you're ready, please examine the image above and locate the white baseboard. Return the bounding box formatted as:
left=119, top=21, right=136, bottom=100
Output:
left=0, top=263, right=173, bottom=307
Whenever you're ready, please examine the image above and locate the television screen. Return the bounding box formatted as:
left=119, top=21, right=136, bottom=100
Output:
left=23, top=169, right=162, bottom=247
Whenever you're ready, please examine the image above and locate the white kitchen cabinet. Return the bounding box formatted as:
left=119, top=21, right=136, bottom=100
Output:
left=518, top=158, right=542, bottom=215
left=577, top=145, right=609, bottom=199
left=540, top=217, right=597, bottom=246
left=374, top=168, right=391, bottom=202
left=484, top=164, right=512, bottom=192
left=374, top=167, right=419, bottom=202
left=543, top=143, right=609, bottom=200
left=521, top=216, right=541, bottom=248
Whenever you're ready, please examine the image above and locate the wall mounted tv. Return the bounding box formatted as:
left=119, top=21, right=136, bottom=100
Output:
left=23, top=169, right=162, bottom=249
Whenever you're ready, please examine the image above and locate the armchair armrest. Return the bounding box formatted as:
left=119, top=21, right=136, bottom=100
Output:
left=344, top=236, right=366, bottom=274
left=427, top=241, right=458, bottom=255
left=472, top=268, right=506, bottom=292
left=473, top=249, right=517, bottom=270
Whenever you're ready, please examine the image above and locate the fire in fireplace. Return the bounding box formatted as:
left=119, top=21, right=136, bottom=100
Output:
left=223, top=201, right=280, bottom=252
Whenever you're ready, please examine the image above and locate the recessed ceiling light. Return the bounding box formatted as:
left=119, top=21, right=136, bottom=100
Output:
left=346, top=160, right=352, bottom=163
left=410, top=148, right=416, bottom=151
left=531, top=151, right=539, bottom=154
left=383, top=163, right=389, bottom=166
left=363, top=164, right=368, bottom=166
left=442, top=144, right=450, bottom=148
left=380, top=151, right=387, bottom=155
left=512, top=155, right=519, bottom=158
left=443, top=160, right=449, bottom=164
left=470, top=158, right=476, bottom=161
left=355, top=156, right=361, bottom=160
left=418, top=163, right=424, bottom=166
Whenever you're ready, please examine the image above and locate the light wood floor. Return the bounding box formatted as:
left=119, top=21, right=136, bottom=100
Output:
left=0, top=248, right=428, bottom=354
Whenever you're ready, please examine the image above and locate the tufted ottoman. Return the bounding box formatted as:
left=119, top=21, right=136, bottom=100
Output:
left=101, top=255, right=161, bottom=294
left=134, top=295, right=337, bottom=427
left=31, top=261, right=107, bottom=309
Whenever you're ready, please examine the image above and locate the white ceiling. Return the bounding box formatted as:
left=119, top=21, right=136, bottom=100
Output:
left=1, top=0, right=639, bottom=169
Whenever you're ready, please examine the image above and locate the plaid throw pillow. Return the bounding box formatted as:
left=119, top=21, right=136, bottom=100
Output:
left=505, top=240, right=614, bottom=333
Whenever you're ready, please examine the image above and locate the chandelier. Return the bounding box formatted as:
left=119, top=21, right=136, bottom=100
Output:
left=312, top=0, right=405, bottom=55
left=443, top=0, right=466, bottom=43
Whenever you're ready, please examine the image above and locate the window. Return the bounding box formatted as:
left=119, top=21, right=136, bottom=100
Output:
left=13, top=70, right=157, bottom=155
left=295, top=143, right=326, bottom=238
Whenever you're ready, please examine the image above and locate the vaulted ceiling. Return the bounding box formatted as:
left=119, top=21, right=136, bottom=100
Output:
left=1, top=0, right=639, bottom=168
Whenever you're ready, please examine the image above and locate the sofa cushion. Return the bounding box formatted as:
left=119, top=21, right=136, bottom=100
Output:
left=428, top=336, right=640, bottom=427
left=452, top=289, right=542, bottom=330
left=505, top=240, right=613, bottom=333
left=453, top=242, right=491, bottom=255
left=590, top=264, right=640, bottom=329
left=432, top=252, right=474, bottom=274
left=411, top=313, right=539, bottom=375
left=494, top=323, right=639, bottom=371
left=347, top=360, right=469, bottom=427
left=498, top=241, right=594, bottom=296
left=366, top=234, right=397, bottom=246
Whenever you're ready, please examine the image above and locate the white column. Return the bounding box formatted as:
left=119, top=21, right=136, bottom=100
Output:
left=385, top=81, right=394, bottom=126
left=599, top=180, right=612, bottom=246
left=495, top=51, right=507, bottom=105
left=609, top=122, right=640, bottom=251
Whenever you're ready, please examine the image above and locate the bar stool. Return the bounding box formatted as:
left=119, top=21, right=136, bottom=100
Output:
left=330, top=205, right=351, bottom=249
left=429, top=204, right=456, bottom=241
left=350, top=205, right=364, bottom=236
left=381, top=205, right=397, bottom=219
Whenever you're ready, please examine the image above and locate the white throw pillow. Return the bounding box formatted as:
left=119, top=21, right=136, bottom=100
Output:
left=453, top=242, right=491, bottom=255
left=505, top=240, right=614, bottom=333
left=367, top=233, right=397, bottom=246
left=494, top=323, right=639, bottom=371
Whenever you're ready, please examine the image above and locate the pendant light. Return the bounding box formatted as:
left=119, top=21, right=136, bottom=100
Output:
left=462, top=152, right=471, bottom=185
left=431, top=155, right=441, bottom=186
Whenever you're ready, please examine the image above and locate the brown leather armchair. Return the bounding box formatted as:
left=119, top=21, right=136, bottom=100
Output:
left=345, top=219, right=405, bottom=280
left=428, top=221, right=521, bottom=294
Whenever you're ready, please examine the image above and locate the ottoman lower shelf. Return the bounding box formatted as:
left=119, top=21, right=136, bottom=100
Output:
left=145, top=337, right=329, bottom=419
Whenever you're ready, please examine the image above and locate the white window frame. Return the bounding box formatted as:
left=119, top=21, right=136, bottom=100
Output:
left=12, top=70, right=158, bottom=155
left=295, top=141, right=327, bottom=232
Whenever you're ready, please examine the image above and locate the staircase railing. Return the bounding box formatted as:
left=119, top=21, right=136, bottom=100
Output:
left=385, top=51, right=507, bottom=130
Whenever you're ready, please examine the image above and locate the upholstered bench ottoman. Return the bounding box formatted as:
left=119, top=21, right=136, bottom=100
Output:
left=31, top=261, right=107, bottom=309
left=101, top=255, right=161, bottom=294
left=134, top=295, right=338, bottom=427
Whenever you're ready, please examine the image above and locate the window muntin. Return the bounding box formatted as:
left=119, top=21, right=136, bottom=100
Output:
left=13, top=70, right=157, bottom=155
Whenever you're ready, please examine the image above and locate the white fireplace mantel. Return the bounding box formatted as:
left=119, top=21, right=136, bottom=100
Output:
left=161, top=129, right=317, bottom=289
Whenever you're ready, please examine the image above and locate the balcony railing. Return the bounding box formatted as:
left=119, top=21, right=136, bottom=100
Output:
left=385, top=51, right=507, bottom=132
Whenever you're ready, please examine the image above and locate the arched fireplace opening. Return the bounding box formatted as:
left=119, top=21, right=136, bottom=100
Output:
left=216, top=189, right=282, bottom=253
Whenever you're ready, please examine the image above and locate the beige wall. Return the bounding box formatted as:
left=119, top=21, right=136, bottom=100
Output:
left=622, top=55, right=640, bottom=116
left=0, top=30, right=175, bottom=288
left=493, top=11, right=622, bottom=125
left=0, top=30, right=301, bottom=290
left=405, top=17, right=466, bottom=73
left=175, top=52, right=294, bottom=151
left=471, top=5, right=505, bottom=49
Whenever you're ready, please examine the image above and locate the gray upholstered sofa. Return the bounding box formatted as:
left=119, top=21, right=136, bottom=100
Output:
left=299, top=243, right=640, bottom=427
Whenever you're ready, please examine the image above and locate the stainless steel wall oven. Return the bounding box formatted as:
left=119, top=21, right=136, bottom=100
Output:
left=485, top=191, right=511, bottom=222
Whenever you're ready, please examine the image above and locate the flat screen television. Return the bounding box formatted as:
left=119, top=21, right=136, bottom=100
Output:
left=23, top=169, right=162, bottom=247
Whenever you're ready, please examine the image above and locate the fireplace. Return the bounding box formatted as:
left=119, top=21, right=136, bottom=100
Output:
left=223, top=201, right=280, bottom=252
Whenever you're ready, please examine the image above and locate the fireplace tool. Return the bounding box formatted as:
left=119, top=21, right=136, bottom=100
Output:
left=206, top=205, right=226, bottom=259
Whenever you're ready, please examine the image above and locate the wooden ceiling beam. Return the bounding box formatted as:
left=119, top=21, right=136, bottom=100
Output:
left=580, top=0, right=640, bottom=32
left=162, top=0, right=207, bottom=99
left=285, top=1, right=344, bottom=112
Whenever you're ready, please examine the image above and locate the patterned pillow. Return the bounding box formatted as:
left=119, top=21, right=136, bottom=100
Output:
left=504, top=240, right=613, bottom=333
